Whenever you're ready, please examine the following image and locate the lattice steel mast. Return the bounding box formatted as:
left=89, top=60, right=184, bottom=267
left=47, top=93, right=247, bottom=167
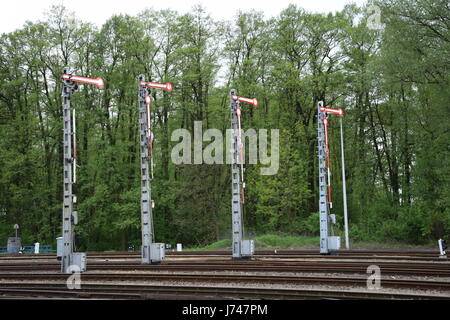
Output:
left=317, top=101, right=343, bottom=254
left=138, top=75, right=172, bottom=264
left=230, top=90, right=257, bottom=259
left=61, top=68, right=104, bottom=273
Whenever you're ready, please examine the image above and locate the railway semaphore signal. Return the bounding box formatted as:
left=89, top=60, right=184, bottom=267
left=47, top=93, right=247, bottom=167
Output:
left=60, top=68, right=104, bottom=273
left=230, top=90, right=257, bottom=259
left=317, top=101, right=345, bottom=254
left=138, top=76, right=172, bottom=264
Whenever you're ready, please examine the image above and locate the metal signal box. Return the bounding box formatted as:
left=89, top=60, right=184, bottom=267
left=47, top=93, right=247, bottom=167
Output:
left=72, top=252, right=86, bottom=272
left=241, top=240, right=254, bottom=256
left=7, top=237, right=21, bottom=254
left=327, top=236, right=341, bottom=250
left=56, top=237, right=63, bottom=260
left=150, top=243, right=165, bottom=262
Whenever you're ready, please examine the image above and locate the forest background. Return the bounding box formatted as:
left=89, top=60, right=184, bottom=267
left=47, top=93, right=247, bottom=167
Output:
left=0, top=0, right=448, bottom=250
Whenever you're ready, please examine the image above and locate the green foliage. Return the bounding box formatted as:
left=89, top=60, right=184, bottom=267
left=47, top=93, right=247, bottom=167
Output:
left=0, top=1, right=448, bottom=250
left=301, top=212, right=321, bottom=236
left=348, top=224, right=365, bottom=242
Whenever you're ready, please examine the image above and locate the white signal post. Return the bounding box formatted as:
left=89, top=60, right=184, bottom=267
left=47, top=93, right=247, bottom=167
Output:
left=237, top=107, right=244, bottom=190
left=323, top=116, right=332, bottom=208
left=145, top=95, right=154, bottom=179
left=340, top=116, right=349, bottom=249
left=61, top=68, right=104, bottom=273
left=73, top=108, right=77, bottom=184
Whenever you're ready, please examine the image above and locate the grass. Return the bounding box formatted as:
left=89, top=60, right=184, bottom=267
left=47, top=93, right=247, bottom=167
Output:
left=256, top=234, right=319, bottom=249
left=189, top=239, right=232, bottom=251
left=347, top=240, right=437, bottom=250
left=186, top=234, right=321, bottom=251
left=185, top=235, right=438, bottom=251
left=5, top=237, right=434, bottom=254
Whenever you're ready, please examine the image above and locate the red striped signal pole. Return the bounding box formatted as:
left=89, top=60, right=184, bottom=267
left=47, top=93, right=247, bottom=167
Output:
left=232, top=94, right=258, bottom=203
left=320, top=107, right=343, bottom=209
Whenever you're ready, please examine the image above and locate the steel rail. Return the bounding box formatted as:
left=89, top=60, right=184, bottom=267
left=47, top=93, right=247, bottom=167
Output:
left=0, top=261, right=449, bottom=277
left=0, top=283, right=447, bottom=300
left=0, top=273, right=449, bottom=291
left=0, top=250, right=442, bottom=260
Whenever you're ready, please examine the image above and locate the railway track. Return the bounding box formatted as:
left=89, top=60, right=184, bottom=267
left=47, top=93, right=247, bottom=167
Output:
left=0, top=249, right=442, bottom=260
left=1, top=272, right=449, bottom=292
left=1, top=255, right=443, bottom=262
left=0, top=249, right=448, bottom=299
left=0, top=282, right=447, bottom=300
left=0, top=259, right=448, bottom=277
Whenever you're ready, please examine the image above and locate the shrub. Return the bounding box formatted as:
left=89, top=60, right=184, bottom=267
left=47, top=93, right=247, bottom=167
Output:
left=302, top=212, right=320, bottom=236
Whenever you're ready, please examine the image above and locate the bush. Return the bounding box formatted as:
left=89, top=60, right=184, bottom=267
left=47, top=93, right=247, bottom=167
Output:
left=301, top=212, right=320, bottom=236
left=349, top=224, right=365, bottom=242
left=372, top=207, right=431, bottom=244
